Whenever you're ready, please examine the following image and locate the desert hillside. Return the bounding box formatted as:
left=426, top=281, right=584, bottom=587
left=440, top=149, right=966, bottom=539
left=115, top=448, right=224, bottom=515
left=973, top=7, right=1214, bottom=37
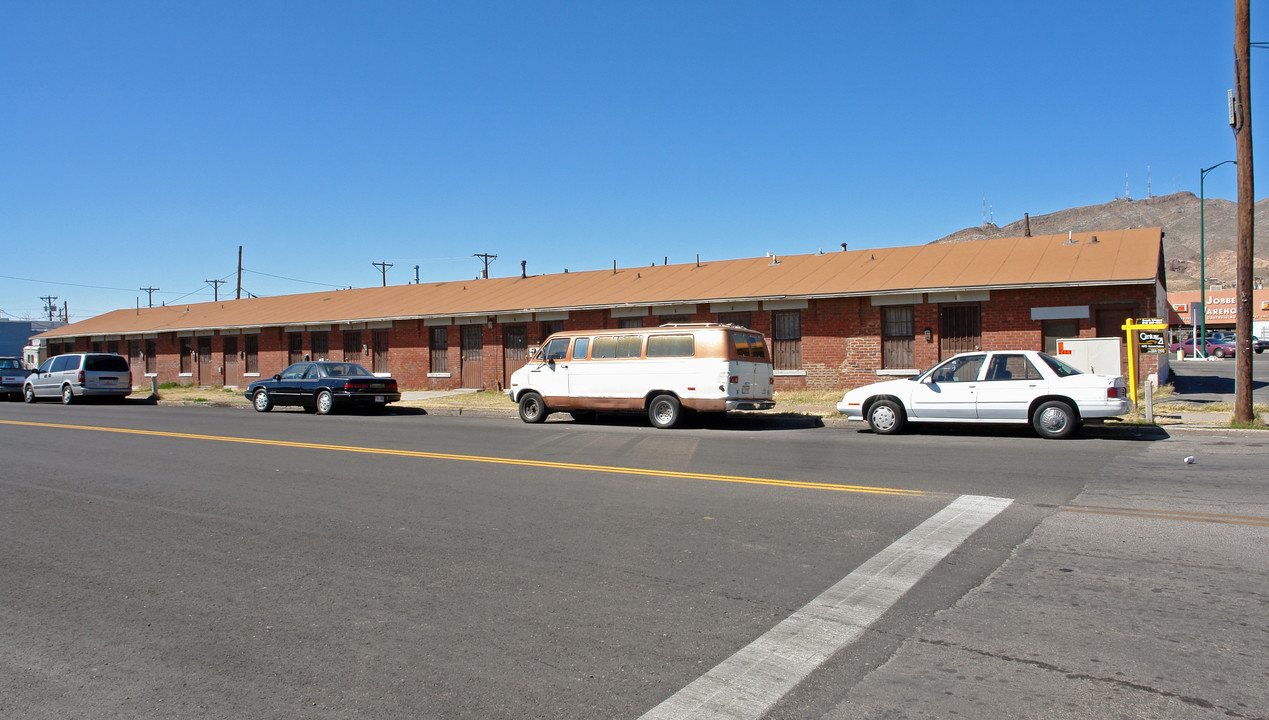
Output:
left=933, top=192, right=1269, bottom=292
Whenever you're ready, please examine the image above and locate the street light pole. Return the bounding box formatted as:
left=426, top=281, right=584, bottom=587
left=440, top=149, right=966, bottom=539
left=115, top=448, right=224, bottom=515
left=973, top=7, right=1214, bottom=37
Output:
left=1199, top=160, right=1236, bottom=358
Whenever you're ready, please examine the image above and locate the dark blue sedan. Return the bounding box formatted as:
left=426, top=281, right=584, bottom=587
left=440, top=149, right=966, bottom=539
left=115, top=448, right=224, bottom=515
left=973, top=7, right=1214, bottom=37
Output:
left=245, top=361, right=401, bottom=414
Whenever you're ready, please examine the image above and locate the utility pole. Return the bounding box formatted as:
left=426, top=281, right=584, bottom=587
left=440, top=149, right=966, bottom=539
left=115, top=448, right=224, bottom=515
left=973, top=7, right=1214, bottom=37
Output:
left=1232, top=0, right=1255, bottom=424
left=372, top=260, right=393, bottom=287
left=40, top=296, right=57, bottom=322
left=236, top=245, right=243, bottom=300
left=205, top=279, right=226, bottom=301
left=474, top=253, right=497, bottom=279
left=140, top=287, right=159, bottom=308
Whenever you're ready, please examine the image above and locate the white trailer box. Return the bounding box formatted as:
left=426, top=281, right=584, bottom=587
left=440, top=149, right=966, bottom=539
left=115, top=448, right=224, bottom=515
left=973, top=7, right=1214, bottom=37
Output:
left=1052, top=337, right=1122, bottom=377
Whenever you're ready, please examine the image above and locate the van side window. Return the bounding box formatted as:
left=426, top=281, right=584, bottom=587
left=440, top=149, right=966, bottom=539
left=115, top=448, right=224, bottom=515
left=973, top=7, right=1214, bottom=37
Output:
left=543, top=338, right=570, bottom=361
left=591, top=336, right=642, bottom=359
left=592, top=337, right=617, bottom=359
left=52, top=356, right=75, bottom=372
left=617, top=336, right=642, bottom=358
left=572, top=337, right=589, bottom=360
left=647, top=334, right=694, bottom=357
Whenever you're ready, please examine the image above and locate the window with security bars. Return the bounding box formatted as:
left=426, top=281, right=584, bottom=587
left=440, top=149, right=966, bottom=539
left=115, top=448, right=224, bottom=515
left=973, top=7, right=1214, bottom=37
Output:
left=717, top=311, right=752, bottom=328
left=939, top=304, right=981, bottom=358
left=881, top=306, right=914, bottom=368
left=430, top=327, right=448, bottom=373
left=771, top=310, right=801, bottom=371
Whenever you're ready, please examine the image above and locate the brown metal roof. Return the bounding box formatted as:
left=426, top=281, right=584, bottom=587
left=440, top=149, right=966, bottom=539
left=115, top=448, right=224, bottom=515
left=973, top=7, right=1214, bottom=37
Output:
left=40, top=228, right=1162, bottom=339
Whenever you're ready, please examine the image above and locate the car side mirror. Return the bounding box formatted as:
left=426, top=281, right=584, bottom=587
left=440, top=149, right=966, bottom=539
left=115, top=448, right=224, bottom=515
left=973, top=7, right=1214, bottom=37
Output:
left=273, top=374, right=282, bottom=381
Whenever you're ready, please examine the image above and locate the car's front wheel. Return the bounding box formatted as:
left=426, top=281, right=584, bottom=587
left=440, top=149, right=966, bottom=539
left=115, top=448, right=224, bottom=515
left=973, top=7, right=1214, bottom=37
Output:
left=23, top=385, right=36, bottom=404
left=866, top=399, right=905, bottom=434
left=252, top=389, right=273, bottom=412
left=518, top=392, right=548, bottom=423
left=315, top=389, right=334, bottom=415
left=1032, top=400, right=1077, bottom=439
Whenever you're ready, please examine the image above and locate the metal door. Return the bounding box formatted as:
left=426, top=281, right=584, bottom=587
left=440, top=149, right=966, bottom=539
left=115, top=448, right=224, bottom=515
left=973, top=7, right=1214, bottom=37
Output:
left=460, top=325, right=483, bottom=388
left=197, top=337, right=212, bottom=385
left=222, top=336, right=238, bottom=387
left=503, top=325, right=528, bottom=387
left=939, top=304, right=981, bottom=358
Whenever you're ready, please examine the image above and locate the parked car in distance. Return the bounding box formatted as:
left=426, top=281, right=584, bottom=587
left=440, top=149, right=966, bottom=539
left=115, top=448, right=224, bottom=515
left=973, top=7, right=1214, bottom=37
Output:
left=245, top=361, right=400, bottom=414
left=836, top=350, right=1130, bottom=439
left=1, top=356, right=33, bottom=400
left=1169, top=337, right=1237, bottom=358
left=1253, top=336, right=1267, bottom=354
left=23, top=352, right=132, bottom=404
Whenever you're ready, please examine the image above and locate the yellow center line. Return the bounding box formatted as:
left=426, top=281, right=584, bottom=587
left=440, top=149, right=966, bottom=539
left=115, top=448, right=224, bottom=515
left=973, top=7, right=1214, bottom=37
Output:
left=1061, top=505, right=1269, bottom=527
left=0, top=419, right=926, bottom=497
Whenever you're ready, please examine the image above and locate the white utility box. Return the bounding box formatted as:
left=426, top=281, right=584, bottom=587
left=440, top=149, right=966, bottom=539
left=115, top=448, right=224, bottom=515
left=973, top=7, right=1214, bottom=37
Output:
left=1052, top=337, right=1122, bottom=376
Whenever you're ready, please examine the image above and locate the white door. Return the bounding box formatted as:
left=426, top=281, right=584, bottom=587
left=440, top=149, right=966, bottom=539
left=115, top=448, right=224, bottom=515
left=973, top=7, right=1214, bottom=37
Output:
left=525, top=337, right=572, bottom=404
left=975, top=353, right=1045, bottom=420
left=908, top=354, right=985, bottom=419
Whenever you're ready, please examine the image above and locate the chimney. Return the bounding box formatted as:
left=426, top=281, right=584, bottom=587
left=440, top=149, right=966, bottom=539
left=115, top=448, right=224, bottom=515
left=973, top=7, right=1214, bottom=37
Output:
left=520, top=260, right=527, bottom=278
left=1024, top=213, right=1031, bottom=237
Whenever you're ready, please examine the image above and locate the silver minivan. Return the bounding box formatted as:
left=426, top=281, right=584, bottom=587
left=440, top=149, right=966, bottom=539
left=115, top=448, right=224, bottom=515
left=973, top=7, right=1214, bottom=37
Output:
left=23, top=353, right=132, bottom=404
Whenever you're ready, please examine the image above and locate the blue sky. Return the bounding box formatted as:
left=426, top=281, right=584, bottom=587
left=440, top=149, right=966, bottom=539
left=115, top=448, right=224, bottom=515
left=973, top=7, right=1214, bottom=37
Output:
left=2, top=1, right=1265, bottom=321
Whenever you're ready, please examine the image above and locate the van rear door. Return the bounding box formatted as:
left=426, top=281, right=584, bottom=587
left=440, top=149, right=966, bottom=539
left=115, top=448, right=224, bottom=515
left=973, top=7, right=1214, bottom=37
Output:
left=729, top=331, right=773, bottom=400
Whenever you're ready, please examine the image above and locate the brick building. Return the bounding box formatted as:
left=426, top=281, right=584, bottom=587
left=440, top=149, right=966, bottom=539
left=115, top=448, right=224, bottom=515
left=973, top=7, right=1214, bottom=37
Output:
left=35, top=228, right=1169, bottom=392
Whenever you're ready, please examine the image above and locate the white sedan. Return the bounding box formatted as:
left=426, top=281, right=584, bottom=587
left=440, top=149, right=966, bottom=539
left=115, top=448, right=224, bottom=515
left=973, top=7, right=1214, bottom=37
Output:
left=836, top=350, right=1130, bottom=439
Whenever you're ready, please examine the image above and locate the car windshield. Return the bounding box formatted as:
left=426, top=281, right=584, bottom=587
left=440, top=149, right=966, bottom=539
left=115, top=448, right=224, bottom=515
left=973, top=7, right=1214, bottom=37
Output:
left=1038, top=352, right=1082, bottom=378
left=321, top=363, right=372, bottom=377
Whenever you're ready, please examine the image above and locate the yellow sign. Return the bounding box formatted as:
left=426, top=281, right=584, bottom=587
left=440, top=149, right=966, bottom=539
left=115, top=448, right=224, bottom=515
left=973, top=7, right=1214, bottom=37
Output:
left=1121, top=319, right=1168, bottom=407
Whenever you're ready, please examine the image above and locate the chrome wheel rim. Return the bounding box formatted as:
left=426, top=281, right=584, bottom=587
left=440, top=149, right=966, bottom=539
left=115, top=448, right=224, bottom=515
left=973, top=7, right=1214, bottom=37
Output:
left=1039, top=406, right=1069, bottom=434
left=652, top=401, right=673, bottom=425
left=318, top=392, right=332, bottom=414
left=254, top=391, right=268, bottom=411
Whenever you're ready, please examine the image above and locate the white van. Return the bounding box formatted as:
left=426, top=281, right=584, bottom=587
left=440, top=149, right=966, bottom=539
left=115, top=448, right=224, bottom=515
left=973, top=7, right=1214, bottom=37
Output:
left=506, top=324, right=775, bottom=428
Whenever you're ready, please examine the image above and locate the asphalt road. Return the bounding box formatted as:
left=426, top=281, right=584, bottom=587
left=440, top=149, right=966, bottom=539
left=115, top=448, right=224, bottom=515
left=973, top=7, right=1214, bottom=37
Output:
left=1168, top=352, right=1269, bottom=404
left=2, top=401, right=1266, bottom=719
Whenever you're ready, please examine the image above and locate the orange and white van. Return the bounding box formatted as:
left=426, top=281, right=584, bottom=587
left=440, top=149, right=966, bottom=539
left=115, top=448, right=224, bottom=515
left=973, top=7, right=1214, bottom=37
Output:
left=507, top=323, right=775, bottom=428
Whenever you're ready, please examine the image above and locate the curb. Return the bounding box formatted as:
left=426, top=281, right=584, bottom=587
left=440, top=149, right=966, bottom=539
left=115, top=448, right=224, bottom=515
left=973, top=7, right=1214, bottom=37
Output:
left=144, top=398, right=1266, bottom=432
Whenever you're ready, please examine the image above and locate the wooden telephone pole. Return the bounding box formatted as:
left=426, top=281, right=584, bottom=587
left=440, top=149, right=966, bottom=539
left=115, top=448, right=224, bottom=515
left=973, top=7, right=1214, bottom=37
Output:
left=1233, top=0, right=1255, bottom=424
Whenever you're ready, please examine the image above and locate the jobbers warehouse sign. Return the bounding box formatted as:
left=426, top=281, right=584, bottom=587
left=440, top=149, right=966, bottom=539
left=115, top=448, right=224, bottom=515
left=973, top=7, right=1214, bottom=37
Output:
left=1168, top=288, right=1269, bottom=324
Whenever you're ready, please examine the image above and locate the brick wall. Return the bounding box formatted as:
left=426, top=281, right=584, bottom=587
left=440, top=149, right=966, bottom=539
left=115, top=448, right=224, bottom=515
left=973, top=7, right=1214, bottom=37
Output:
left=68, top=283, right=1163, bottom=394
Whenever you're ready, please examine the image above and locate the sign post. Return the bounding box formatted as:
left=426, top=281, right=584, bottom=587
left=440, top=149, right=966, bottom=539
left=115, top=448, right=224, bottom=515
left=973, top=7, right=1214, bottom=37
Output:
left=1122, top=318, right=1168, bottom=408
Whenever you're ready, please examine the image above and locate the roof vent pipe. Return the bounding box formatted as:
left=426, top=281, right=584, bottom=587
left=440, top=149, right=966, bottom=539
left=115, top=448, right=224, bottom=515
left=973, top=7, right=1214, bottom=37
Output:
left=841, top=243, right=847, bottom=251
left=1024, top=213, right=1031, bottom=237
left=520, top=260, right=527, bottom=278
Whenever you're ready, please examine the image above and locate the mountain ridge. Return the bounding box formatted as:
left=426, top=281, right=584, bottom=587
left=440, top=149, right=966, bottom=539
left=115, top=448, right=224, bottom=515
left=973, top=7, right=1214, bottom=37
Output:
left=932, top=192, right=1269, bottom=291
